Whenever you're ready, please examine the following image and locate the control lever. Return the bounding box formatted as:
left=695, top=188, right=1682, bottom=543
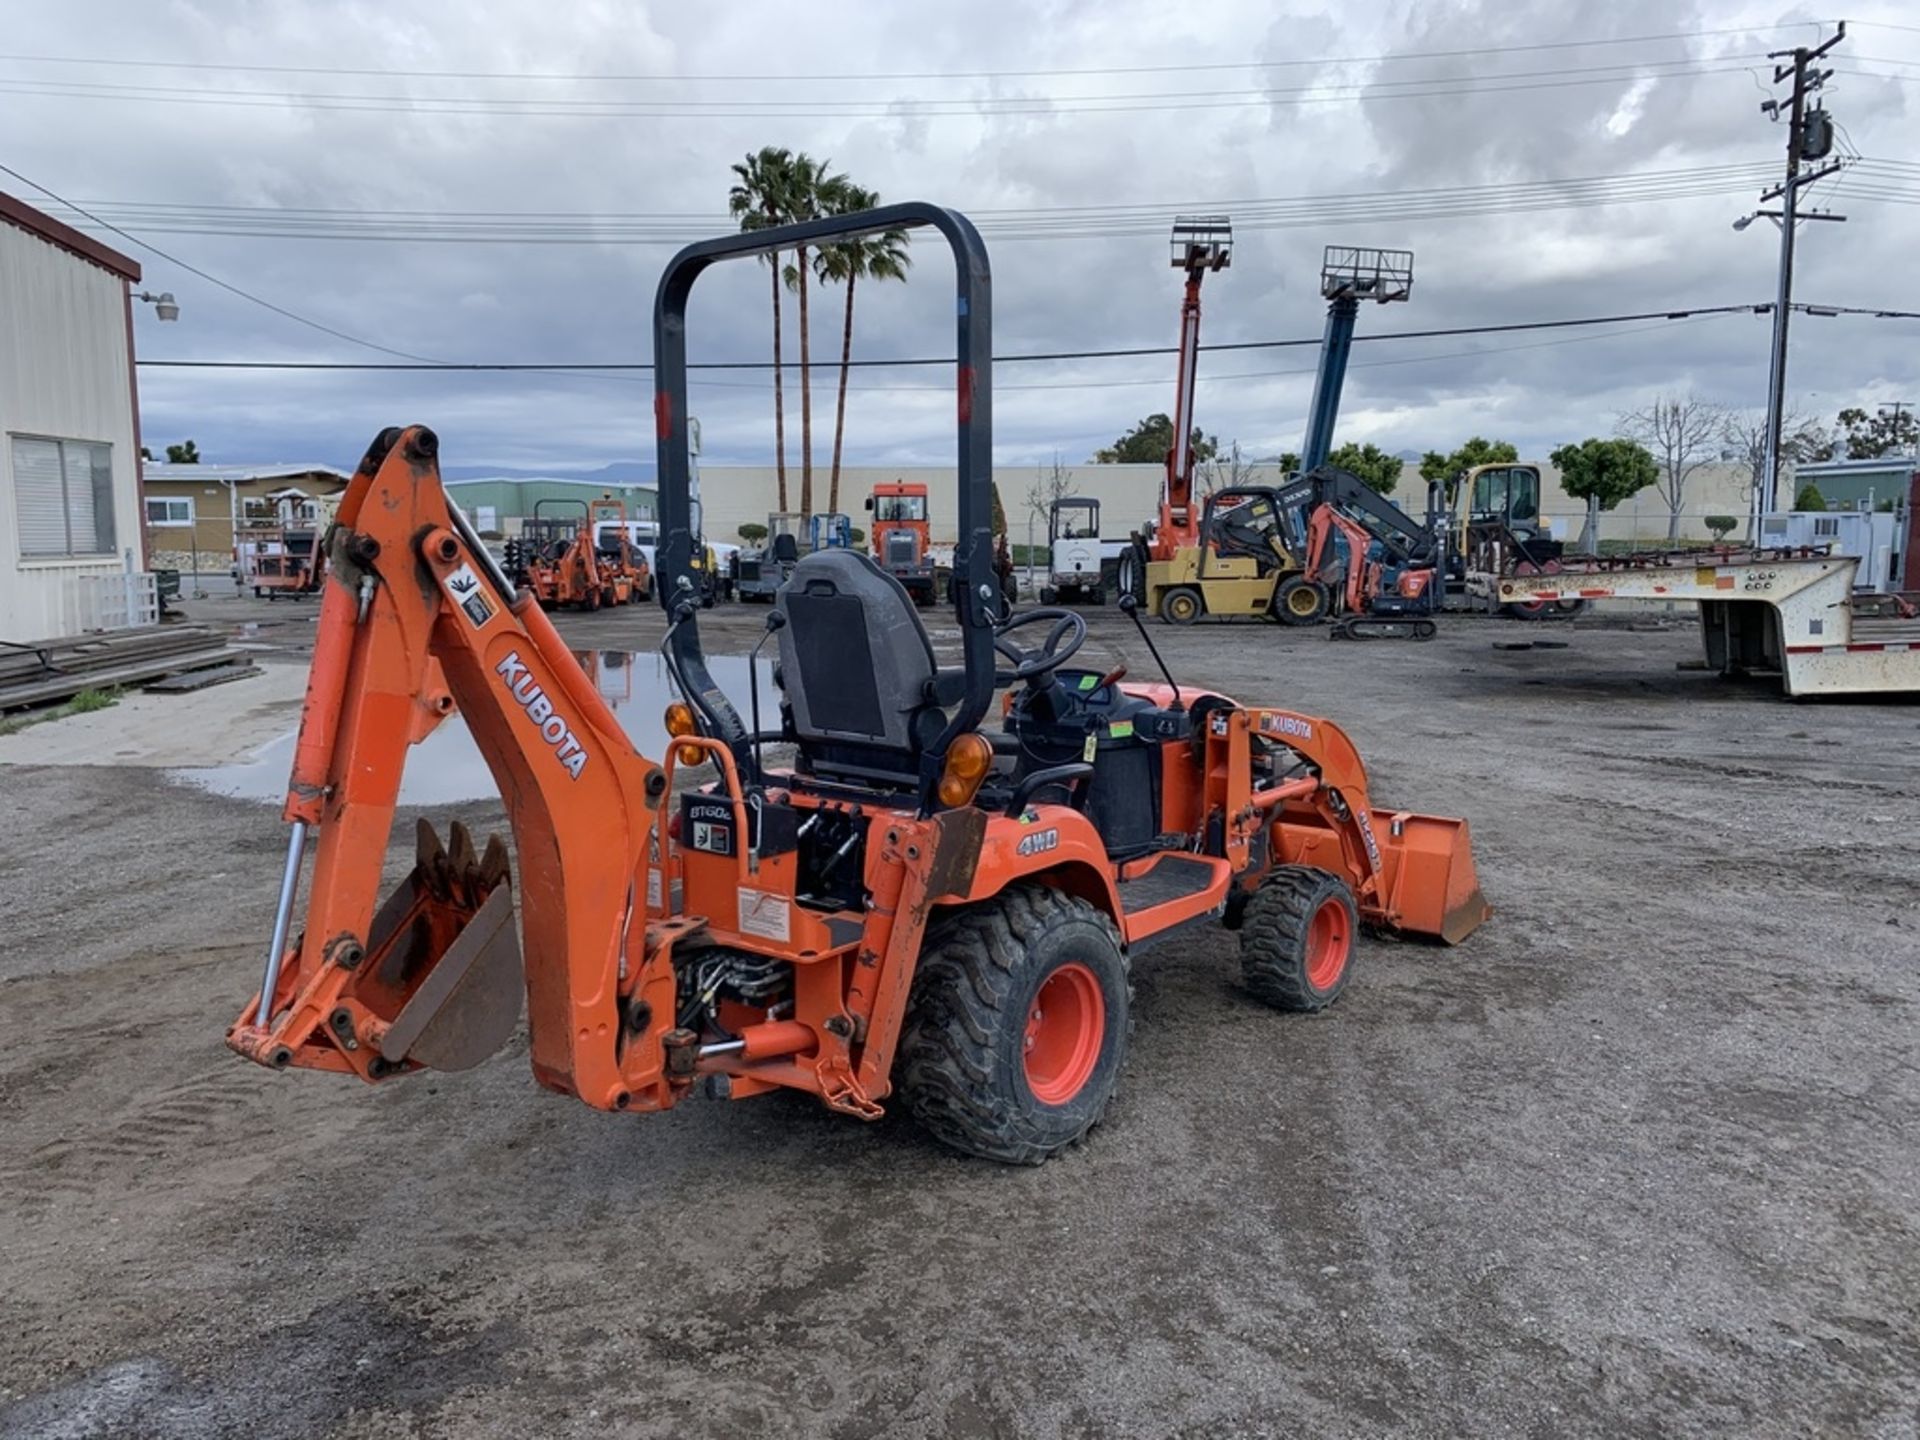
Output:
left=747, top=610, right=786, bottom=782
left=1117, top=594, right=1183, bottom=712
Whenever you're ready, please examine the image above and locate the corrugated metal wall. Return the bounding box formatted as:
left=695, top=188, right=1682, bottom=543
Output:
left=0, top=223, right=140, bottom=641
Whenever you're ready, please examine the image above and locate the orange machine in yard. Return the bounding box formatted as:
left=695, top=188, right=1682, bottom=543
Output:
left=227, top=205, right=1487, bottom=1163
left=866, top=479, right=936, bottom=604
left=516, top=498, right=647, bottom=610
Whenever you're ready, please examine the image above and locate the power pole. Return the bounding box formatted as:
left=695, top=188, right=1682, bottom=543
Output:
left=1752, top=20, right=1847, bottom=533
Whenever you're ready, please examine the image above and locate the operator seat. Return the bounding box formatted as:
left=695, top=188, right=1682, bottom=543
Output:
left=773, top=550, right=944, bottom=781
left=771, top=532, right=800, bottom=564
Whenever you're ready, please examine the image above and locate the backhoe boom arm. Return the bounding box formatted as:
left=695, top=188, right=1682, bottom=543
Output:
left=227, top=426, right=672, bottom=1110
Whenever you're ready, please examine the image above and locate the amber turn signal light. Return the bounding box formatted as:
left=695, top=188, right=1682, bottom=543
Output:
left=664, top=701, right=705, bottom=767
left=935, top=732, right=994, bottom=809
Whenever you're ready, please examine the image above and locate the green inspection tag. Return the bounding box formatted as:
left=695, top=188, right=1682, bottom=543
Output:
left=1078, top=674, right=1098, bottom=691
left=1109, top=720, right=1134, bottom=738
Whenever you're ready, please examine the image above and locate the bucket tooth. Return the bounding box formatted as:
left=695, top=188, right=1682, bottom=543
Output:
left=479, top=833, right=511, bottom=892
left=447, top=820, right=477, bottom=877
left=415, top=819, right=450, bottom=901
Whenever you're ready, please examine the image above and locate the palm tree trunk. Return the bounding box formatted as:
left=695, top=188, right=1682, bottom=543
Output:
left=830, top=270, right=856, bottom=515
left=769, top=263, right=788, bottom=512
left=797, top=245, right=814, bottom=517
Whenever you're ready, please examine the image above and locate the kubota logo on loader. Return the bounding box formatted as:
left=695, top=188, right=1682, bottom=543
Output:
left=496, top=651, right=587, bottom=779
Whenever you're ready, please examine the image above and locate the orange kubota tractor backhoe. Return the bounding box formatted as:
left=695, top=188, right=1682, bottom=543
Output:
left=226, top=205, right=1489, bottom=1163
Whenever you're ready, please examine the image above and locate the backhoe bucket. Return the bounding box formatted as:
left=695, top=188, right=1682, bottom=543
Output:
left=1373, top=811, right=1490, bottom=945
left=360, top=820, right=524, bottom=1072
left=229, top=820, right=523, bottom=1077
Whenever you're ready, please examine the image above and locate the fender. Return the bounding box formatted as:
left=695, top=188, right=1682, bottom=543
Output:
left=929, top=803, right=1122, bottom=922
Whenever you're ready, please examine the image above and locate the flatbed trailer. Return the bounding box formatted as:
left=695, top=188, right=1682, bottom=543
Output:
left=1497, top=551, right=1920, bottom=697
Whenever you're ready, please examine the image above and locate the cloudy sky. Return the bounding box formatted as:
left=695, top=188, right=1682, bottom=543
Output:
left=8, top=0, right=1917, bottom=474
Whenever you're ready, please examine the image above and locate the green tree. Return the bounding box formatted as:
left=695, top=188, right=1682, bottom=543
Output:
left=1836, top=405, right=1920, bottom=460
left=737, top=522, right=769, bottom=544
left=1550, top=437, right=1657, bottom=552
left=1793, top=482, right=1828, bottom=512
left=1704, top=515, right=1738, bottom=541
left=813, top=182, right=910, bottom=516
left=1276, top=451, right=1301, bottom=474
left=1325, top=441, right=1403, bottom=495
left=165, top=440, right=200, bottom=464
left=1093, top=414, right=1217, bottom=466
left=1419, top=437, right=1517, bottom=490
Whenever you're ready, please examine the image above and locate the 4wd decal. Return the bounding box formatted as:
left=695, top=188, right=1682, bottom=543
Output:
left=443, top=563, right=495, bottom=628
left=495, top=651, right=587, bottom=779
left=1016, top=828, right=1059, bottom=858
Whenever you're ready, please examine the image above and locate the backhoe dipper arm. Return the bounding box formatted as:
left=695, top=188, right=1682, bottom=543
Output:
left=228, top=425, right=671, bottom=1110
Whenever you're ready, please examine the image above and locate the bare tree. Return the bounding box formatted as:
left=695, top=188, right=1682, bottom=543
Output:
left=1721, top=408, right=1833, bottom=536
left=1197, top=439, right=1256, bottom=498
left=1024, top=453, right=1078, bottom=583
left=1615, top=395, right=1730, bottom=542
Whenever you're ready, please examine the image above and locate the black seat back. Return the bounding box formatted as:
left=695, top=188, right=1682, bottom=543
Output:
left=774, top=551, right=937, bottom=755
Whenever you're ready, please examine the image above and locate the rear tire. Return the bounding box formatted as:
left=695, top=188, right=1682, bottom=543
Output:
left=1162, top=586, right=1203, bottom=625
left=898, top=885, right=1130, bottom=1164
left=1239, top=866, right=1356, bottom=1012
left=1038, top=585, right=1057, bottom=606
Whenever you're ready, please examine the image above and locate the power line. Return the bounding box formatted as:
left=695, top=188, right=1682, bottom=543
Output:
left=0, top=24, right=1837, bottom=84
left=49, top=164, right=1854, bottom=248
left=0, top=161, right=444, bottom=365
left=21, top=60, right=1907, bottom=122
left=134, top=301, right=1838, bottom=376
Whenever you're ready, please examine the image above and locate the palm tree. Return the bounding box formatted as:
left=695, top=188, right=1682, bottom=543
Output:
left=814, top=184, right=911, bottom=516
left=778, top=154, right=843, bottom=517
left=728, top=148, right=799, bottom=511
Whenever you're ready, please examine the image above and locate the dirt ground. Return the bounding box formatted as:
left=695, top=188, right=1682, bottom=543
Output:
left=2, top=593, right=1917, bottom=1439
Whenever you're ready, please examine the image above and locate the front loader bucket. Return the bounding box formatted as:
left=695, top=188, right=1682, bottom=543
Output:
left=1373, top=811, right=1490, bottom=945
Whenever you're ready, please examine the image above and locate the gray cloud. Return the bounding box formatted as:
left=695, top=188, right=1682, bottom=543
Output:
left=9, top=0, right=1915, bottom=474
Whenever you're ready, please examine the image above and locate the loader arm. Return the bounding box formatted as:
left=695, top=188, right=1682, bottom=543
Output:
left=227, top=425, right=674, bottom=1110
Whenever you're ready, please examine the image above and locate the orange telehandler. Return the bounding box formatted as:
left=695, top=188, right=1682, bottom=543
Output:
left=226, top=205, right=1488, bottom=1163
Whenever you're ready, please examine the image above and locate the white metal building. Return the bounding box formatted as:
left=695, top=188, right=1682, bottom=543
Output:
left=0, top=190, right=147, bottom=642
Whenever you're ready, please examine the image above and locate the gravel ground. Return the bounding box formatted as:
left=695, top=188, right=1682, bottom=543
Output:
left=2, top=596, right=1917, bottom=1439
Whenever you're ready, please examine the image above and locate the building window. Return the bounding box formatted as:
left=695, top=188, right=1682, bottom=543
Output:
left=145, top=496, right=195, bottom=527
left=11, top=436, right=115, bottom=558
left=1813, top=516, right=1840, bottom=538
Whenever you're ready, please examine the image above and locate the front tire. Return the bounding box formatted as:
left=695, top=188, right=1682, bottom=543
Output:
left=1162, top=585, right=1203, bottom=625
left=1275, top=575, right=1329, bottom=626
left=898, top=886, right=1130, bottom=1164
left=1239, top=866, right=1356, bottom=1012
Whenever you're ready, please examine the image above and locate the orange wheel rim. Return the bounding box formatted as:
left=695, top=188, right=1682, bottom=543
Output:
left=1305, top=898, right=1351, bottom=990
left=1022, top=962, right=1105, bottom=1105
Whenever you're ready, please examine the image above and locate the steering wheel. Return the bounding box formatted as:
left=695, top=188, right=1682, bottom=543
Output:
left=993, top=607, right=1087, bottom=684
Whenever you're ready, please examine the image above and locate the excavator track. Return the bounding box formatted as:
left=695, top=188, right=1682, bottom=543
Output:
left=1329, top=615, right=1437, bottom=642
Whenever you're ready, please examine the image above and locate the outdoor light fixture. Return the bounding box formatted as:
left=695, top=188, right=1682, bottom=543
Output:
left=1732, top=213, right=1756, bottom=232
left=135, top=290, right=180, bottom=321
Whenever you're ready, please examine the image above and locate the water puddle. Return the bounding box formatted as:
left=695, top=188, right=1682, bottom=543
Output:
left=172, top=649, right=774, bottom=806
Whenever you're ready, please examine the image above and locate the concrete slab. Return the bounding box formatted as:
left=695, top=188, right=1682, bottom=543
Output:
left=0, top=660, right=307, bottom=768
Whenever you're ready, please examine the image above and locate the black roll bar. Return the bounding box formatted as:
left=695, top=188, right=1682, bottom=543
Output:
left=651, top=204, right=996, bottom=802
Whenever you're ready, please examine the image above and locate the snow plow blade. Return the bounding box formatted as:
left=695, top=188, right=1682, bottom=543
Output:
left=1374, top=811, right=1490, bottom=945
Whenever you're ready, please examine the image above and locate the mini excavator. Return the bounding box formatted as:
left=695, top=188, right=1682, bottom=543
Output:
left=226, top=205, right=1488, bottom=1163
